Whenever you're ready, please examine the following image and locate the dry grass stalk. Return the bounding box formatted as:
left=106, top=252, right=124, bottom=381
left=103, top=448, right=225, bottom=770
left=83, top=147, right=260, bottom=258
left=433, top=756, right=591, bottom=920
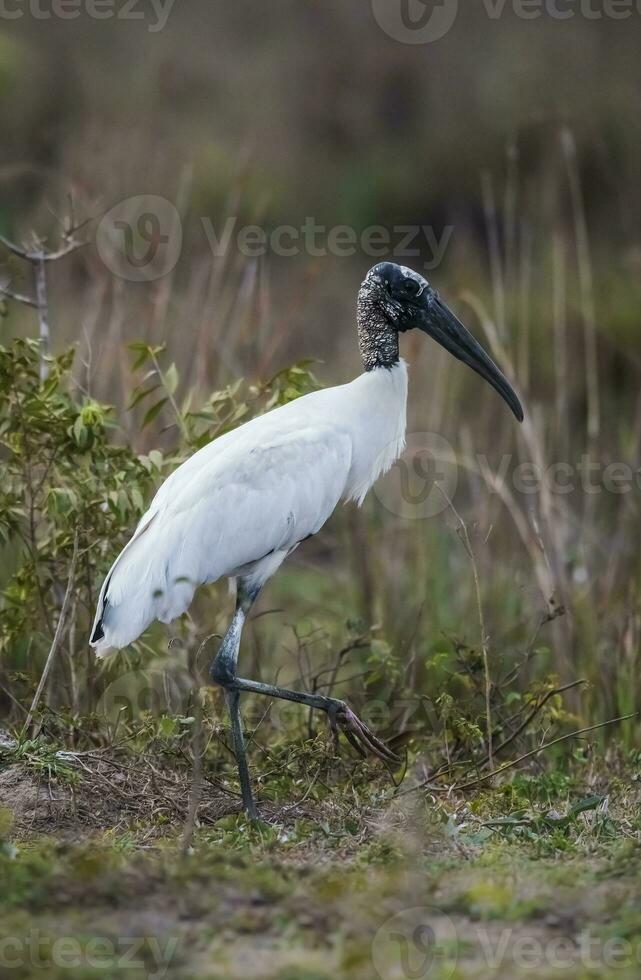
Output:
left=438, top=487, right=494, bottom=772
left=561, top=127, right=600, bottom=443
left=481, top=170, right=506, bottom=340
left=181, top=693, right=204, bottom=854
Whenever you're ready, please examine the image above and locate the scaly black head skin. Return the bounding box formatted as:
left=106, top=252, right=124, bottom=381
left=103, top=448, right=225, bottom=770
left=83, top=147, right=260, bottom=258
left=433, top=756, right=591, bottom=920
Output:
left=357, top=262, right=524, bottom=423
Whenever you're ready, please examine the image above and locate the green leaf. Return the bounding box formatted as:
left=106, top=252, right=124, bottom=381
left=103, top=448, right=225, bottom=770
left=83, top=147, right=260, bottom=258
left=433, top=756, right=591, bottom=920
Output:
left=164, top=363, right=179, bottom=396
left=128, top=342, right=166, bottom=372
left=128, top=342, right=153, bottom=371
left=567, top=795, right=605, bottom=819
left=129, top=384, right=160, bottom=411
left=72, top=416, right=88, bottom=448
left=142, top=398, right=168, bottom=428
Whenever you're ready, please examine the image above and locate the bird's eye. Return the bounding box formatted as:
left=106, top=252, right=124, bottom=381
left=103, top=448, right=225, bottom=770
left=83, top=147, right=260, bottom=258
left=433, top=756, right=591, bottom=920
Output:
left=402, top=277, right=421, bottom=297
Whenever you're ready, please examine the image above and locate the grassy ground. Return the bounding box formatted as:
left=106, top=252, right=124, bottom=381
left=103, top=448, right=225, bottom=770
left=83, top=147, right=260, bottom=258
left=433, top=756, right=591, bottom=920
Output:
left=2, top=737, right=641, bottom=980
left=1, top=331, right=639, bottom=980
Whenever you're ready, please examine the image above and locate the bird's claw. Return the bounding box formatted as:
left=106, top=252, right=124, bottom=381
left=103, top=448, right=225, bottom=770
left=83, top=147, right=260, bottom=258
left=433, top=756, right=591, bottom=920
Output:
left=327, top=700, right=400, bottom=765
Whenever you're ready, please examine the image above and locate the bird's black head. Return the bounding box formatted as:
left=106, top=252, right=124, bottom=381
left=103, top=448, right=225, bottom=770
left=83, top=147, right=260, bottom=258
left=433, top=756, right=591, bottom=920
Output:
left=361, top=262, right=433, bottom=331
left=358, top=262, right=524, bottom=423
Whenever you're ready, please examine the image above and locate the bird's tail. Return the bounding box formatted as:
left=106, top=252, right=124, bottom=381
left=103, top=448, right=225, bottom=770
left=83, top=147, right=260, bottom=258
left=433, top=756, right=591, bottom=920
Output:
left=90, top=511, right=197, bottom=655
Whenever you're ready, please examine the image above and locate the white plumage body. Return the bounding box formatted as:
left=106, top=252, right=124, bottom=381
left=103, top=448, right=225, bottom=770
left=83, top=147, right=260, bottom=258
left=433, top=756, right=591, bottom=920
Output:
left=91, top=361, right=408, bottom=653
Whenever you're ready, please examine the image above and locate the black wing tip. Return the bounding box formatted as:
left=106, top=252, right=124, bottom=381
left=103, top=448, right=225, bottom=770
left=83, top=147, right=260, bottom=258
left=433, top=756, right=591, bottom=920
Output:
left=90, top=620, right=105, bottom=645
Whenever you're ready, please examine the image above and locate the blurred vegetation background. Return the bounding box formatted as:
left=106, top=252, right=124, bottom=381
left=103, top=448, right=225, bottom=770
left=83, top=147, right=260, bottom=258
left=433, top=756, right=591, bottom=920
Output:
left=0, top=2, right=640, bottom=760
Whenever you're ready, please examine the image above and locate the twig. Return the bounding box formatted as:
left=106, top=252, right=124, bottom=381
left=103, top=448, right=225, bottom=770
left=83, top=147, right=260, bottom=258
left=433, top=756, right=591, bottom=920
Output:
left=23, top=532, right=79, bottom=734
left=0, top=283, right=37, bottom=307
left=406, top=712, right=637, bottom=796
left=492, top=679, right=587, bottom=757
left=34, top=255, right=50, bottom=379
left=500, top=607, right=565, bottom=687
left=181, top=693, right=203, bottom=855
left=0, top=233, right=85, bottom=263
left=181, top=632, right=211, bottom=854
left=0, top=220, right=87, bottom=380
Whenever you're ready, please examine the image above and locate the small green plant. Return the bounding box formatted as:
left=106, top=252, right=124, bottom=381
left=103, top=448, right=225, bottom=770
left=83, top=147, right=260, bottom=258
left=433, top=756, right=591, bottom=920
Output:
left=0, top=338, right=321, bottom=729
left=128, top=341, right=320, bottom=450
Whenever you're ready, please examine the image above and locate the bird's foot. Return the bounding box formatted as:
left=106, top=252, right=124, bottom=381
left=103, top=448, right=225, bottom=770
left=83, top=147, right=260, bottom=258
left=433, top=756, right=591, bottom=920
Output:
left=326, top=699, right=400, bottom=765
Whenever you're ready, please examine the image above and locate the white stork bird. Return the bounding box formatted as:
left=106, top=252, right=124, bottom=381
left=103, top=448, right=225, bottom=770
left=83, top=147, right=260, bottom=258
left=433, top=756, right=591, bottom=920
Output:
left=91, top=262, right=523, bottom=817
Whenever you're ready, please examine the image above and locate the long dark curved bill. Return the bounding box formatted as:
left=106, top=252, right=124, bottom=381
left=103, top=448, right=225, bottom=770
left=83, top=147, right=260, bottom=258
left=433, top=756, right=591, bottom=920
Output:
left=419, top=298, right=524, bottom=422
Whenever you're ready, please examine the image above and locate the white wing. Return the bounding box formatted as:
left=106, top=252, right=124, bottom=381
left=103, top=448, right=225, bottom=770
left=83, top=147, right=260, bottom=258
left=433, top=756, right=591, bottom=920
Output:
left=91, top=414, right=352, bottom=651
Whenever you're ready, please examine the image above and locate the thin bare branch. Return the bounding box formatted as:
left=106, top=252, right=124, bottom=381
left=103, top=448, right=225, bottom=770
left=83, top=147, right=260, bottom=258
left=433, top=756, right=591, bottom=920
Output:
left=23, top=533, right=79, bottom=734
left=34, top=256, right=50, bottom=380
left=0, top=232, right=86, bottom=264
left=406, top=712, right=637, bottom=797
left=181, top=694, right=204, bottom=854
left=0, top=283, right=37, bottom=308
left=0, top=222, right=87, bottom=381
left=492, top=679, right=587, bottom=757
left=0, top=233, right=34, bottom=262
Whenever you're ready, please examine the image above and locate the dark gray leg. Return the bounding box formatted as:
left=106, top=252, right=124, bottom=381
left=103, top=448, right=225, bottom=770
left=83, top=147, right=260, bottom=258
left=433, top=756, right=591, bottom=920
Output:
left=210, top=579, right=399, bottom=818
left=231, top=677, right=399, bottom=763
left=225, top=688, right=256, bottom=819
left=210, top=580, right=260, bottom=819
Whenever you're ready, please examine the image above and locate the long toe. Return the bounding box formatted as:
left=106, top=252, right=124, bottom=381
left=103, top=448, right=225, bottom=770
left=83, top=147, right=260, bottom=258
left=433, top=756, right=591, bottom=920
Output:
left=330, top=701, right=401, bottom=765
